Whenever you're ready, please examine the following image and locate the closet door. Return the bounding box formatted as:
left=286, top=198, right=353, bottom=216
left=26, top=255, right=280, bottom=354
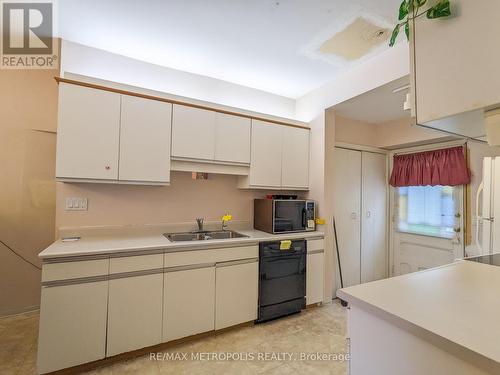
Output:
left=333, top=148, right=361, bottom=289
left=361, top=152, right=387, bottom=283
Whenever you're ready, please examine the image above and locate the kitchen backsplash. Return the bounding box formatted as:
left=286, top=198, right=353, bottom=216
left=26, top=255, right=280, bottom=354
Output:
left=56, top=171, right=303, bottom=233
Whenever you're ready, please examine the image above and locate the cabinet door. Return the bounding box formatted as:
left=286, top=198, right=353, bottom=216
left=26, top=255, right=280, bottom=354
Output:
left=414, top=0, right=500, bottom=124
left=163, top=266, right=215, bottom=342
left=249, top=120, right=283, bottom=188
left=361, top=152, right=387, bottom=283
left=333, top=148, right=361, bottom=289
left=215, top=260, right=258, bottom=330
left=56, top=83, right=120, bottom=180
left=306, top=251, right=324, bottom=305
left=171, top=105, right=216, bottom=160
left=107, top=273, right=163, bottom=356
left=281, top=127, right=310, bottom=189
left=214, top=113, right=251, bottom=164
left=37, top=281, right=108, bottom=374
left=119, top=96, right=172, bottom=183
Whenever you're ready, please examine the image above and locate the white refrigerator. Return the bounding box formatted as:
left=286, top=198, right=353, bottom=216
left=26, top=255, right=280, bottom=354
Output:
left=475, top=157, right=500, bottom=255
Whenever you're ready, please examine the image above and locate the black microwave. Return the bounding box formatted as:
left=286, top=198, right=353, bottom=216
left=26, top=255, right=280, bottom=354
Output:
left=254, top=199, right=316, bottom=234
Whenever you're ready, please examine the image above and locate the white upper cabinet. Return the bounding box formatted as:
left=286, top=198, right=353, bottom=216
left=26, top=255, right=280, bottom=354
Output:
left=413, top=0, right=500, bottom=124
left=56, top=83, right=121, bottom=180
left=281, top=127, right=309, bottom=189
left=171, top=105, right=216, bottom=161
left=56, top=82, right=308, bottom=186
left=241, top=120, right=310, bottom=190
left=119, top=96, right=172, bottom=183
left=249, top=120, right=283, bottom=188
left=171, top=105, right=251, bottom=165
left=214, top=113, right=251, bottom=164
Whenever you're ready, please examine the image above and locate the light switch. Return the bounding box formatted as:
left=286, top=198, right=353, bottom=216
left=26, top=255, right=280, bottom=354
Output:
left=65, top=198, right=88, bottom=211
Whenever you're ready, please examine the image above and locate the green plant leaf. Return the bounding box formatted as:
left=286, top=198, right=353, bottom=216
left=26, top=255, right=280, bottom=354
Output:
left=405, top=21, right=410, bottom=40
left=398, top=0, right=408, bottom=20
left=414, top=0, right=427, bottom=7
left=389, top=24, right=401, bottom=47
left=427, top=0, right=451, bottom=19
left=407, top=0, right=414, bottom=12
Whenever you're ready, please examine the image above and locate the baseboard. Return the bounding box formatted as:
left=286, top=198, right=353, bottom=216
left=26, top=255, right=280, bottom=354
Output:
left=0, top=305, right=40, bottom=318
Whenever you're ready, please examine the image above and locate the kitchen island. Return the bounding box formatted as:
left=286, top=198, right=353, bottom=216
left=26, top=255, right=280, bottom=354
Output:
left=337, top=260, right=500, bottom=375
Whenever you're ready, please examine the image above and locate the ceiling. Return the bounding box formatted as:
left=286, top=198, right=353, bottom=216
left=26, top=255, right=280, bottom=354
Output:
left=332, top=76, right=411, bottom=124
left=57, top=0, right=403, bottom=98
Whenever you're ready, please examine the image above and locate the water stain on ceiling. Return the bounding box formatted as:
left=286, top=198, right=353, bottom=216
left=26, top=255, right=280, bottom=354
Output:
left=318, top=17, right=390, bottom=60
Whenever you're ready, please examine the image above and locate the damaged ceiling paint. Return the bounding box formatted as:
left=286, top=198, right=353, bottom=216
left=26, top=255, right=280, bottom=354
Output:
left=318, top=17, right=390, bottom=61
left=58, top=0, right=404, bottom=98
left=299, top=9, right=396, bottom=69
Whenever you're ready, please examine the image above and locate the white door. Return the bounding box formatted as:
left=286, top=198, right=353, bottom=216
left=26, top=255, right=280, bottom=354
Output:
left=281, top=127, right=310, bottom=189
left=163, top=266, right=215, bottom=342
left=106, top=273, right=163, bottom=356
left=119, top=95, right=172, bottom=183
left=37, top=282, right=108, bottom=374
left=214, top=113, right=251, bottom=164
left=249, top=120, right=283, bottom=188
left=392, top=185, right=464, bottom=275
left=361, top=152, right=388, bottom=283
left=215, top=260, right=258, bottom=329
left=56, top=83, right=121, bottom=180
left=171, top=105, right=216, bottom=160
left=333, top=148, right=362, bottom=289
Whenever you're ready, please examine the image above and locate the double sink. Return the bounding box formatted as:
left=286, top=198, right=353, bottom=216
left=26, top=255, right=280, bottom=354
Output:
left=164, top=230, right=248, bottom=242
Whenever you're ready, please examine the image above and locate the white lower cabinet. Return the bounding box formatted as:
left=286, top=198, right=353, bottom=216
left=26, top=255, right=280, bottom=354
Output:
left=37, top=281, right=108, bottom=374
left=106, top=273, right=163, bottom=356
left=215, top=260, right=259, bottom=330
left=306, top=252, right=325, bottom=305
left=163, top=265, right=216, bottom=342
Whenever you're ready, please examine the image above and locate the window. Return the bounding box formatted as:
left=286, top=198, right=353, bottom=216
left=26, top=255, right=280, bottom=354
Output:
left=396, top=185, right=459, bottom=238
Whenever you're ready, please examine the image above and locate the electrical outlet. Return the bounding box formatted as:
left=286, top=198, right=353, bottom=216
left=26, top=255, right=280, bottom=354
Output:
left=65, top=198, right=88, bottom=211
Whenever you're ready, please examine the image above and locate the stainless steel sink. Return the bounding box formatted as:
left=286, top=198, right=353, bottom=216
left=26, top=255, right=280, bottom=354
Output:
left=204, top=230, right=248, bottom=239
left=164, top=230, right=248, bottom=242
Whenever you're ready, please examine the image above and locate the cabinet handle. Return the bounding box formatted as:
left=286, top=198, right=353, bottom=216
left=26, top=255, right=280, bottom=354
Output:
left=105, top=165, right=111, bottom=170
left=366, top=211, right=371, bottom=218
left=350, top=212, right=357, bottom=220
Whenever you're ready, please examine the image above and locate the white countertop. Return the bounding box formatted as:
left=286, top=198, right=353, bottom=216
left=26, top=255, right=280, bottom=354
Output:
left=39, top=229, right=324, bottom=259
left=337, top=260, right=500, bottom=364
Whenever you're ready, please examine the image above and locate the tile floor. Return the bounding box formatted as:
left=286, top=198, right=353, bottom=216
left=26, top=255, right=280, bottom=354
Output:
left=0, top=301, right=348, bottom=375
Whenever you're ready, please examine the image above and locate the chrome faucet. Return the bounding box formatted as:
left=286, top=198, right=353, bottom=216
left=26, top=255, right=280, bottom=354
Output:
left=221, top=219, right=228, bottom=231
left=221, top=214, right=232, bottom=231
left=196, top=218, right=204, bottom=232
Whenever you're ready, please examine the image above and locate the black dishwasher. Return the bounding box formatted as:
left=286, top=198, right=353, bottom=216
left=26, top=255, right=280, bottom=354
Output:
left=256, top=239, right=306, bottom=322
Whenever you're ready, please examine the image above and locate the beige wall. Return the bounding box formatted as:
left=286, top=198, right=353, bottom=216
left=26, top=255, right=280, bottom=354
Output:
left=56, top=173, right=291, bottom=230
left=334, top=116, right=378, bottom=147
left=0, top=68, right=59, bottom=316
left=376, top=117, right=445, bottom=148
left=335, top=116, right=447, bottom=149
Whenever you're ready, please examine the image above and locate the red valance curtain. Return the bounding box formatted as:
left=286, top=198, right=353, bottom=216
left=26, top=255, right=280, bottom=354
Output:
left=389, top=146, right=470, bottom=187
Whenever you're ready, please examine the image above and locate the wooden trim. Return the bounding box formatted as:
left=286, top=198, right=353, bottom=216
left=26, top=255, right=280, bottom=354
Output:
left=54, top=77, right=309, bottom=130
